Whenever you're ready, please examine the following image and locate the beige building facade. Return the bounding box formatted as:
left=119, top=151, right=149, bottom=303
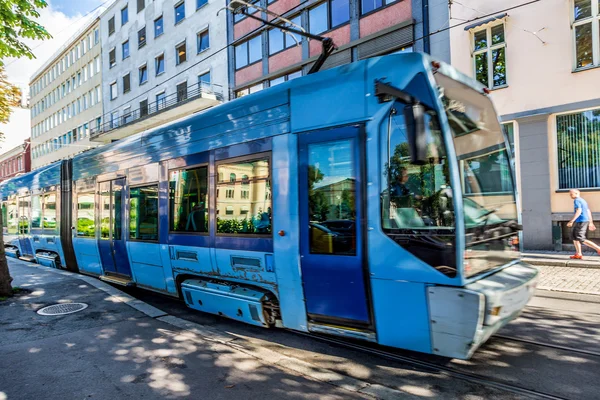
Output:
left=449, top=0, right=600, bottom=249
left=29, top=15, right=104, bottom=170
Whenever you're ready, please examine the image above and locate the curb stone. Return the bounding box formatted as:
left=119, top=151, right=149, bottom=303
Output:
left=523, top=258, right=600, bottom=269
left=12, top=260, right=414, bottom=400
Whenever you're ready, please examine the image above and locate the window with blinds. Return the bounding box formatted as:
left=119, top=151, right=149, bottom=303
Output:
left=557, top=109, right=600, bottom=189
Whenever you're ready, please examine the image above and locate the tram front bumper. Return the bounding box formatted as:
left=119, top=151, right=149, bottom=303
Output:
left=427, top=262, right=539, bottom=359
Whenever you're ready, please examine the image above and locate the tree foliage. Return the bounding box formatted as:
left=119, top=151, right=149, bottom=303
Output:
left=0, top=67, right=21, bottom=133
left=0, top=0, right=51, bottom=65
left=0, top=0, right=52, bottom=298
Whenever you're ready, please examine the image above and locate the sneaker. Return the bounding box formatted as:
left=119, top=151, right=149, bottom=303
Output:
left=570, top=254, right=583, bottom=259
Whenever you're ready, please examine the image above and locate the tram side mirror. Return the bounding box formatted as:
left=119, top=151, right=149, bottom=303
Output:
left=403, top=103, right=428, bottom=165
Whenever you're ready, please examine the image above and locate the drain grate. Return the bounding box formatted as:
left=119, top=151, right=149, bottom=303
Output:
left=37, top=303, right=88, bottom=316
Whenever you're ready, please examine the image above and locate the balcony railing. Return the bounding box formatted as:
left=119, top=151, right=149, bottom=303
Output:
left=90, top=82, right=224, bottom=139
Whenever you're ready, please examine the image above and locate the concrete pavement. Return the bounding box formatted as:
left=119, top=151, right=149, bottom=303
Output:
left=0, top=259, right=370, bottom=400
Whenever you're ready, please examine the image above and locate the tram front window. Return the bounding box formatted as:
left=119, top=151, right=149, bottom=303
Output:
left=436, top=73, right=520, bottom=277
left=381, top=101, right=457, bottom=277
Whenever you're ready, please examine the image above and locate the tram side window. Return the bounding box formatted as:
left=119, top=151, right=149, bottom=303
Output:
left=130, top=185, right=159, bottom=241
left=7, top=198, right=17, bottom=234
left=380, top=102, right=456, bottom=276
left=31, top=195, right=42, bottom=230
left=42, top=192, right=58, bottom=234
left=216, top=156, right=271, bottom=235
left=77, top=192, right=95, bottom=238
left=169, top=166, right=208, bottom=233
left=18, top=196, right=31, bottom=235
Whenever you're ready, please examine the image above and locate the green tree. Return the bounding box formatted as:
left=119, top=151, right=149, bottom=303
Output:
left=308, top=165, right=329, bottom=221
left=0, top=0, right=51, bottom=298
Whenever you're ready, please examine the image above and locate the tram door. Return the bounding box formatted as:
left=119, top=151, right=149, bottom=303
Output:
left=18, top=196, right=34, bottom=257
left=298, top=126, right=371, bottom=327
left=98, top=179, right=132, bottom=277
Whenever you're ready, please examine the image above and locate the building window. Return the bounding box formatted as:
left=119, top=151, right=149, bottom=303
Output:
left=268, top=16, right=301, bottom=55
left=108, top=16, right=115, bottom=35
left=154, top=15, right=164, bottom=37
left=198, top=71, right=210, bottom=91
left=177, top=81, right=187, bottom=102
left=309, top=0, right=349, bottom=35
left=361, top=0, right=397, bottom=15
left=121, top=5, right=129, bottom=25
left=174, top=2, right=185, bottom=24
left=235, top=35, right=262, bottom=69
left=155, top=54, right=165, bottom=75
left=176, top=41, right=187, bottom=65
left=109, top=48, right=116, bottom=68
left=156, top=92, right=166, bottom=110
left=556, top=108, right=600, bottom=189
left=573, top=0, right=600, bottom=69
left=140, top=99, right=148, bottom=117
left=197, top=0, right=207, bottom=8
left=270, top=70, right=301, bottom=86
left=94, top=28, right=100, bottom=44
left=197, top=30, right=210, bottom=53
left=123, top=106, right=132, bottom=124
left=139, top=64, right=148, bottom=84
left=216, top=157, right=272, bottom=234
left=234, top=0, right=258, bottom=22
left=236, top=83, right=263, bottom=98
left=122, top=40, right=130, bottom=59
left=110, top=82, right=118, bottom=100
left=137, top=0, right=144, bottom=13
left=123, top=73, right=131, bottom=93
left=138, top=26, right=146, bottom=48
left=472, top=23, right=506, bottom=89
left=169, top=166, right=209, bottom=232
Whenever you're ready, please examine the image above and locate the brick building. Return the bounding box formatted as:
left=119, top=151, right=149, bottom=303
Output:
left=227, top=0, right=448, bottom=98
left=0, top=140, right=31, bottom=183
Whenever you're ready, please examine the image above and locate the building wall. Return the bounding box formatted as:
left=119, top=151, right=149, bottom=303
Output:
left=450, top=0, right=600, bottom=249
left=228, top=0, right=414, bottom=97
left=100, top=0, right=228, bottom=133
left=0, top=141, right=31, bottom=183
left=29, top=19, right=103, bottom=170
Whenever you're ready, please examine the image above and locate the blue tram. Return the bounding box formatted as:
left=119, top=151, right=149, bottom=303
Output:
left=1, top=53, right=538, bottom=359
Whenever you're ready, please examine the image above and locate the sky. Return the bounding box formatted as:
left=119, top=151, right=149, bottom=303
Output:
left=0, top=0, right=107, bottom=152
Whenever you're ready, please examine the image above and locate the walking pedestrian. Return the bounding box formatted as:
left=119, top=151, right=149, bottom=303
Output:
left=567, top=189, right=600, bottom=259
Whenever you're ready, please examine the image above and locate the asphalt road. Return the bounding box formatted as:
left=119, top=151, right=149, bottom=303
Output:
left=123, top=286, right=600, bottom=400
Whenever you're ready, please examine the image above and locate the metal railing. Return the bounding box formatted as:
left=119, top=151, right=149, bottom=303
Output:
left=90, top=82, right=224, bottom=139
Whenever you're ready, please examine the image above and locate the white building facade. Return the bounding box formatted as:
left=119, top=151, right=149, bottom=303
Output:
left=29, top=16, right=103, bottom=170
left=96, top=0, right=227, bottom=143
left=449, top=0, right=600, bottom=250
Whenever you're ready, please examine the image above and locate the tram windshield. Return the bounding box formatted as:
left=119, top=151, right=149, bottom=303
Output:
left=436, top=73, right=520, bottom=277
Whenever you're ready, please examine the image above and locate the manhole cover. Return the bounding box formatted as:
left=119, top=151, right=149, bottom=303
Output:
left=37, top=303, right=88, bottom=316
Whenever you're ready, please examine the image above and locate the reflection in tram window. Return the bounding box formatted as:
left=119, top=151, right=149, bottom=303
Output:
left=7, top=198, right=17, bottom=234
left=130, top=185, right=159, bottom=241
left=100, top=183, right=110, bottom=239
left=77, top=192, right=95, bottom=238
left=31, top=196, right=42, bottom=229
left=216, top=157, right=271, bottom=235
left=169, top=166, right=208, bottom=233
left=42, top=192, right=58, bottom=233
left=113, top=181, right=123, bottom=241
left=307, top=140, right=356, bottom=255
left=380, top=103, right=456, bottom=277
left=18, top=196, right=30, bottom=234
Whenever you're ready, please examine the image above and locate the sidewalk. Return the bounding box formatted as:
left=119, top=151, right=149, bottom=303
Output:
left=523, top=251, right=600, bottom=268
left=0, top=259, right=371, bottom=400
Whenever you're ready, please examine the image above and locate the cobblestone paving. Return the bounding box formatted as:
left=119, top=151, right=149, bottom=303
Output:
left=537, top=265, right=600, bottom=295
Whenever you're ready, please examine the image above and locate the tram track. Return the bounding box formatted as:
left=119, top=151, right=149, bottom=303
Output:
left=493, top=334, right=600, bottom=358
left=296, top=332, right=568, bottom=400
